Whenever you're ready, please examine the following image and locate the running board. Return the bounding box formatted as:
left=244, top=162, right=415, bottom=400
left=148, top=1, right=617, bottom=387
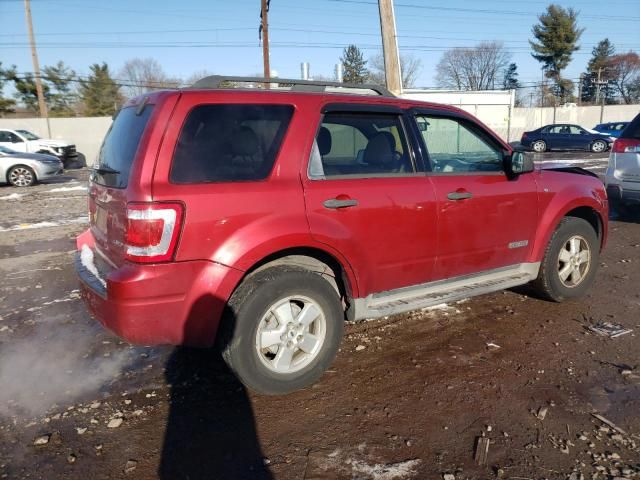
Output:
left=352, top=262, right=540, bottom=321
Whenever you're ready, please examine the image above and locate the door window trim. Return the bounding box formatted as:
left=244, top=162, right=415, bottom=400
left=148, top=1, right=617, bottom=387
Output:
left=307, top=109, right=422, bottom=181
left=410, top=108, right=508, bottom=176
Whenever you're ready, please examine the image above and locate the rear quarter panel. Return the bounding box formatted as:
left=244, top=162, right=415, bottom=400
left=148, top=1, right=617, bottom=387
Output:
left=528, top=169, right=608, bottom=263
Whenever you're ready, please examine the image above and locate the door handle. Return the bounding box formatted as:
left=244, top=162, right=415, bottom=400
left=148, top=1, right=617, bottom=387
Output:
left=447, top=191, right=473, bottom=201
left=323, top=198, right=359, bottom=209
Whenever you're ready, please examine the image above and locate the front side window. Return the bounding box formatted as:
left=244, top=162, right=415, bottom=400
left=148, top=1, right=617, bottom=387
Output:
left=170, top=104, right=294, bottom=184
left=309, top=112, right=414, bottom=178
left=568, top=126, right=586, bottom=135
left=416, top=115, right=503, bottom=173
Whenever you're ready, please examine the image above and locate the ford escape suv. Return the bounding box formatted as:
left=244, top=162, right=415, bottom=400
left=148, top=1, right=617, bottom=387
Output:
left=76, top=76, right=608, bottom=395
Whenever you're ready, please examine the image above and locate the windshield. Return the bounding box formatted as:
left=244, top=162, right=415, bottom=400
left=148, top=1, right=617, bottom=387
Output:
left=16, top=130, right=40, bottom=140
left=0, top=146, right=17, bottom=154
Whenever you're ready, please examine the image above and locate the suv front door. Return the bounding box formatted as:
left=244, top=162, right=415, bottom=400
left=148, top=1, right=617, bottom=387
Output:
left=413, top=111, right=538, bottom=280
left=303, top=106, right=438, bottom=297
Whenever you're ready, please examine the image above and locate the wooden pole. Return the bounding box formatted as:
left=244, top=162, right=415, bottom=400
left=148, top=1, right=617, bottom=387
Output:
left=261, top=0, right=270, bottom=87
left=24, top=0, right=49, bottom=126
left=378, top=0, right=402, bottom=95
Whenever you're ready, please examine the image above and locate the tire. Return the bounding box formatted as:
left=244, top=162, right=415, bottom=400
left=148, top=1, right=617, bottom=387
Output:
left=530, top=217, right=599, bottom=302
left=219, top=266, right=344, bottom=395
left=591, top=140, right=607, bottom=153
left=532, top=140, right=547, bottom=153
left=7, top=165, right=36, bottom=187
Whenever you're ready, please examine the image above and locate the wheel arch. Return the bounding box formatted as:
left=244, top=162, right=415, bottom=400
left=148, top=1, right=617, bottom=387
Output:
left=238, top=246, right=359, bottom=321
left=530, top=202, right=606, bottom=263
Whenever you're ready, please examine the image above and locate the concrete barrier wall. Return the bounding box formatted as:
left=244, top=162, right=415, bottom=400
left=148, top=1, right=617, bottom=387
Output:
left=0, top=117, right=113, bottom=165
left=0, top=104, right=638, bottom=164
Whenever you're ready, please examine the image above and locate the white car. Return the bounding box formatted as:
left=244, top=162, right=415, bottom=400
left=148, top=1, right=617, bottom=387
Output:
left=0, top=128, right=76, bottom=164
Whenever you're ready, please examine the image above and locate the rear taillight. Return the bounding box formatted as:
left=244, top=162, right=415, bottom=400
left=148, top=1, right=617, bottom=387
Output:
left=125, top=202, right=184, bottom=263
left=612, top=138, right=640, bottom=153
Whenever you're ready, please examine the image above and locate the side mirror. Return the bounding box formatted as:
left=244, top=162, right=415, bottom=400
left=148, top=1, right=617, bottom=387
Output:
left=505, top=151, right=534, bottom=177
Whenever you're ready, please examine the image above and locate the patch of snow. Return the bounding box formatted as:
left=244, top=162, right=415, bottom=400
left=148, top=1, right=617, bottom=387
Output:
left=423, top=303, right=449, bottom=311
left=27, top=290, right=81, bottom=312
left=0, top=193, right=25, bottom=200
left=46, top=185, right=87, bottom=193
left=80, top=245, right=106, bottom=287
left=347, top=459, right=421, bottom=480
left=0, top=216, right=88, bottom=232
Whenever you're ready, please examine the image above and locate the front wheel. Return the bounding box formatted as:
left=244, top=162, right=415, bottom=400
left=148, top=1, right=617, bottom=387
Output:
left=591, top=140, right=607, bottom=153
left=219, top=266, right=344, bottom=395
left=532, top=140, right=547, bottom=153
left=8, top=165, right=36, bottom=187
left=530, top=217, right=599, bottom=302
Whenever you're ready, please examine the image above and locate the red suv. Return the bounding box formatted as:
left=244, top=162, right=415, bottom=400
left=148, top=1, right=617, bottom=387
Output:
left=76, top=76, right=608, bottom=394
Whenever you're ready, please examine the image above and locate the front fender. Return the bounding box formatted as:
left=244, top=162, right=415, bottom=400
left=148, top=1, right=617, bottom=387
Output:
left=528, top=172, right=608, bottom=263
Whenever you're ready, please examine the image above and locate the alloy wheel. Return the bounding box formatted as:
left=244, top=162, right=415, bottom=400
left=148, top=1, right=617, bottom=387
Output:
left=557, top=235, right=591, bottom=288
left=9, top=167, right=34, bottom=187
left=255, top=295, right=327, bottom=374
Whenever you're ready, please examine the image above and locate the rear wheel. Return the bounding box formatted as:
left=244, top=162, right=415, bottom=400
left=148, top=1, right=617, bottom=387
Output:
left=7, top=165, right=36, bottom=187
left=219, top=266, right=344, bottom=395
left=532, top=140, right=547, bottom=153
left=591, top=140, right=607, bottom=153
left=530, top=217, right=599, bottom=302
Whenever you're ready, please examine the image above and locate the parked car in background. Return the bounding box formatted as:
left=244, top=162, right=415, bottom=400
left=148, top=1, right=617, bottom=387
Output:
left=605, top=113, right=640, bottom=212
left=594, top=122, right=630, bottom=138
left=0, top=145, right=64, bottom=187
left=76, top=76, right=608, bottom=395
left=0, top=128, right=77, bottom=166
left=520, top=124, right=614, bottom=153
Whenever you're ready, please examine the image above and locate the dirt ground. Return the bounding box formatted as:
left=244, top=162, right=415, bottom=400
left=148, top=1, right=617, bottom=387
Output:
left=0, top=158, right=639, bottom=480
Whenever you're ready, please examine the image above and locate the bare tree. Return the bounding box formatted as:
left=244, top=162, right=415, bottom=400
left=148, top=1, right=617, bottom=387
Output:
left=608, top=52, right=640, bottom=104
left=118, top=58, right=181, bottom=98
left=368, top=52, right=422, bottom=88
left=436, top=42, right=511, bottom=90
left=184, top=69, right=216, bottom=86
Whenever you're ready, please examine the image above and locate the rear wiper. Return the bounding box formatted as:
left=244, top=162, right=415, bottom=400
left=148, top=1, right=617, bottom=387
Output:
left=91, top=165, right=120, bottom=175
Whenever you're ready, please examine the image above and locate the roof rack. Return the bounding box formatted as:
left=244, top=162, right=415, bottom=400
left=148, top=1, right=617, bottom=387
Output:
left=188, top=75, right=394, bottom=97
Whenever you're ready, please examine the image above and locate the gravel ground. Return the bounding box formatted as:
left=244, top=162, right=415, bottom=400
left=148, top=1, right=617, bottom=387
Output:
left=1, top=157, right=639, bottom=480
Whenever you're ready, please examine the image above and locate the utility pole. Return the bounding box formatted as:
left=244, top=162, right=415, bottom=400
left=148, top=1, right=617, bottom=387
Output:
left=24, top=0, right=49, bottom=126
left=260, top=0, right=270, bottom=87
left=377, top=0, right=402, bottom=95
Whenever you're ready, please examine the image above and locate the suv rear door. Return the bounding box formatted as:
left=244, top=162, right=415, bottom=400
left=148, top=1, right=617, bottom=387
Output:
left=412, top=109, right=538, bottom=280
left=303, top=104, right=438, bottom=296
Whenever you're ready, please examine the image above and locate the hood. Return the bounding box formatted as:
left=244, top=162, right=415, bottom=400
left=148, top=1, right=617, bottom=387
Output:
left=539, top=164, right=599, bottom=178
left=32, top=139, right=72, bottom=147
left=2, top=151, right=61, bottom=162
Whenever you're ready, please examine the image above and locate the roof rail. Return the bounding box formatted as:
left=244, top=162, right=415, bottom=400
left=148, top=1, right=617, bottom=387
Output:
left=188, top=75, right=394, bottom=97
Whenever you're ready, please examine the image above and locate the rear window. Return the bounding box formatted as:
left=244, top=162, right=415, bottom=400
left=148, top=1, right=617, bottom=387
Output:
left=170, top=104, right=294, bottom=183
left=94, top=105, right=154, bottom=188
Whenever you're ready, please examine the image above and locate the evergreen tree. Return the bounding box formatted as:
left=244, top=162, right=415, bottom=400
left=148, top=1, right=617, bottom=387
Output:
left=341, top=45, right=368, bottom=84
left=0, top=63, right=16, bottom=115
left=79, top=63, right=121, bottom=116
left=502, top=63, right=520, bottom=89
left=8, top=72, right=52, bottom=114
left=530, top=4, right=584, bottom=103
left=43, top=61, right=77, bottom=116
left=581, top=39, right=616, bottom=104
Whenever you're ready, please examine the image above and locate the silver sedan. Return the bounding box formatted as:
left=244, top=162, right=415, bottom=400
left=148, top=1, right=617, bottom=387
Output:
left=0, top=146, right=64, bottom=187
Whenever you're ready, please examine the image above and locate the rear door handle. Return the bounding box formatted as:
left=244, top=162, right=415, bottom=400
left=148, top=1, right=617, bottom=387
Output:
left=323, top=198, right=359, bottom=209
left=447, top=191, right=473, bottom=201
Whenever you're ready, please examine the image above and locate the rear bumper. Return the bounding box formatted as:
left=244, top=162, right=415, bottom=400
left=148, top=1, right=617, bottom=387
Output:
left=75, top=230, right=243, bottom=347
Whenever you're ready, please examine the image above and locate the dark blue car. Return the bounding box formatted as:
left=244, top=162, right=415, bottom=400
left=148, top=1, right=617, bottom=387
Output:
left=594, top=122, right=630, bottom=138
left=520, top=124, right=613, bottom=153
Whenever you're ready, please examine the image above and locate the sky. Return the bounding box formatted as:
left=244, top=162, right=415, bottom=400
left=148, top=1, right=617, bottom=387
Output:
left=1, top=0, right=639, bottom=95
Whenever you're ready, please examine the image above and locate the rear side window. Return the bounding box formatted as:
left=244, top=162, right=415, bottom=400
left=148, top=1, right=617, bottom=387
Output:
left=170, top=104, right=294, bottom=183
left=94, top=106, right=154, bottom=188
left=622, top=116, right=640, bottom=139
